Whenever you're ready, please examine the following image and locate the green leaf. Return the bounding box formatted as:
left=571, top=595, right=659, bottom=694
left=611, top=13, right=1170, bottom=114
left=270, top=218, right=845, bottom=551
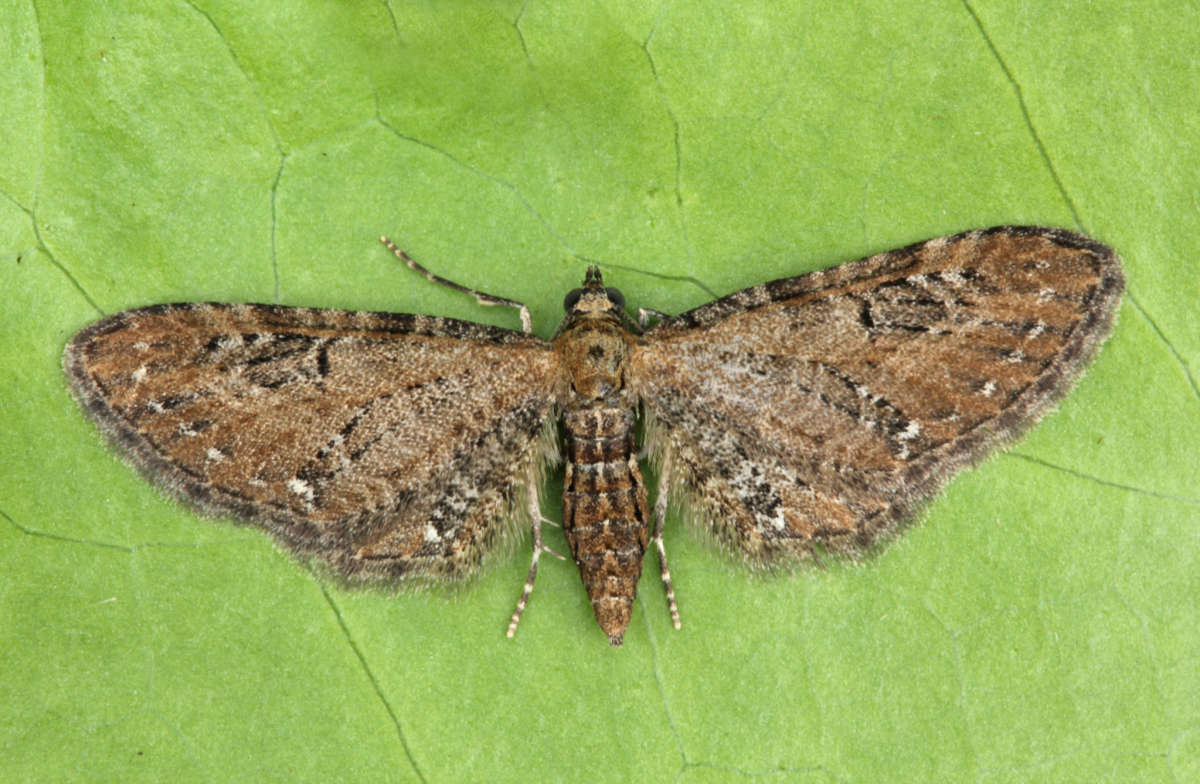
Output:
left=3, top=1, right=1196, bottom=781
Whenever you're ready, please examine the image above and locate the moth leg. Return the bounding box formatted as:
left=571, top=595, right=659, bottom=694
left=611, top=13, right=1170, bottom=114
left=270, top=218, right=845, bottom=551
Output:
left=652, top=449, right=682, bottom=630
left=637, top=307, right=671, bottom=330
left=380, top=236, right=533, bottom=334
left=507, top=464, right=562, bottom=638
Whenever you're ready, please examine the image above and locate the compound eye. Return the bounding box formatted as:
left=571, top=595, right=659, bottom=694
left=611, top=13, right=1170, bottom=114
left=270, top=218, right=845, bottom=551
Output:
left=563, top=288, right=584, bottom=312
left=605, top=287, right=626, bottom=310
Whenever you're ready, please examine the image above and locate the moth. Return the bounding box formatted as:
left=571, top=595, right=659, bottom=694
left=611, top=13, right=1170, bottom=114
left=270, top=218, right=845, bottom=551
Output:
left=65, top=226, right=1123, bottom=646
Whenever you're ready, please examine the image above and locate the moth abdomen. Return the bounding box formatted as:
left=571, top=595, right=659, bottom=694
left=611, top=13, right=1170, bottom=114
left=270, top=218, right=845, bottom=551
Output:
left=561, top=408, right=650, bottom=646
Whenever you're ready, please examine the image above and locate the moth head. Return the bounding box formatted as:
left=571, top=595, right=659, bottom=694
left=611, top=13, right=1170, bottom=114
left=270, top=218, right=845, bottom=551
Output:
left=562, top=266, right=626, bottom=318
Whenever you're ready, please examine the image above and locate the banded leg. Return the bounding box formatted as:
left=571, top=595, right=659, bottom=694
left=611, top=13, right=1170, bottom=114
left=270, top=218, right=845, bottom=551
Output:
left=380, top=236, right=533, bottom=334
left=653, top=449, right=682, bottom=630
left=506, top=464, right=565, bottom=638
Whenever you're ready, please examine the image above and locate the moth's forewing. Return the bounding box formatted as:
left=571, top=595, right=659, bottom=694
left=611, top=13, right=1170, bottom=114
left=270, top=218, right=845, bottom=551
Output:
left=631, top=227, right=1123, bottom=563
left=65, top=302, right=562, bottom=580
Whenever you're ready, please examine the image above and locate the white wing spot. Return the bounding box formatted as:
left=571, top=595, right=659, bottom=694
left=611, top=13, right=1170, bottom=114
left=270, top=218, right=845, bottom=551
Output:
left=898, top=421, right=921, bottom=441
left=205, top=447, right=226, bottom=462
left=981, top=380, right=997, bottom=397
left=424, top=524, right=441, bottom=543
left=131, top=366, right=148, bottom=383
left=287, top=478, right=314, bottom=501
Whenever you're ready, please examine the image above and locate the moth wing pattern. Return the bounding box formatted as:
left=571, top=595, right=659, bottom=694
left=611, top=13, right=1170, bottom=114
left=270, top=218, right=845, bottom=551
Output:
left=631, top=226, right=1124, bottom=564
left=65, top=302, right=563, bottom=581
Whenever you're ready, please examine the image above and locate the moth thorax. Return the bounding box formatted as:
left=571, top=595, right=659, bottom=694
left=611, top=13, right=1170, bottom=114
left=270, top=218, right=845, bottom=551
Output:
left=556, top=319, right=634, bottom=408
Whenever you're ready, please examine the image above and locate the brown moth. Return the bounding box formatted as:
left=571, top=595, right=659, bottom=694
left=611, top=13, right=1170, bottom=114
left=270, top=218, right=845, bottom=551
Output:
left=64, top=226, right=1123, bottom=646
